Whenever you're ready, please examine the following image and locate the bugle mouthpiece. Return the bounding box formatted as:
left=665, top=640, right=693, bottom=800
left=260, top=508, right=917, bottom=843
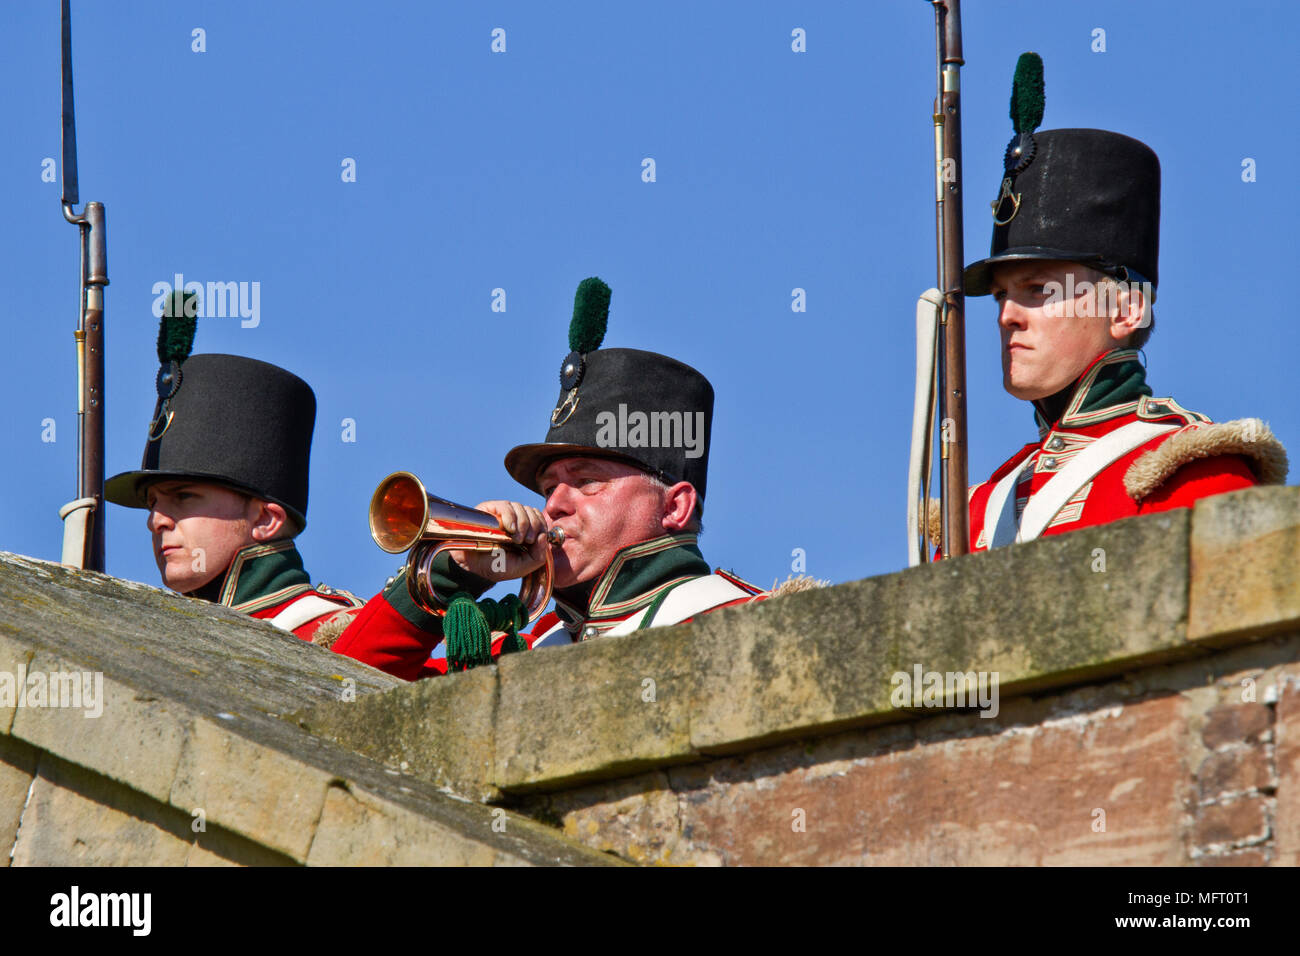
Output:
left=546, top=527, right=566, bottom=546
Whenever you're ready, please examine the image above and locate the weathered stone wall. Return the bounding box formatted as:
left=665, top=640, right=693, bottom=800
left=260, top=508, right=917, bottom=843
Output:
left=518, top=633, right=1299, bottom=865
left=0, top=554, right=620, bottom=866
left=4, top=486, right=1297, bottom=866
left=295, top=487, right=1300, bottom=866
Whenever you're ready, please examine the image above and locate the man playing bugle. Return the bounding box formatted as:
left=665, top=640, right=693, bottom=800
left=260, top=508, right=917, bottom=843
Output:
left=335, top=278, right=768, bottom=678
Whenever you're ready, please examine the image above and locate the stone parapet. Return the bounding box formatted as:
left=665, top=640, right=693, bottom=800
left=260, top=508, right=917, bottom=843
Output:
left=293, top=486, right=1300, bottom=864
left=5, top=485, right=1298, bottom=865
left=0, top=553, right=620, bottom=867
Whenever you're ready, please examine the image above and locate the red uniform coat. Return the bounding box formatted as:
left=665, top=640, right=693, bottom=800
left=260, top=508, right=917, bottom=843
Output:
left=202, top=539, right=363, bottom=640
left=960, top=350, right=1287, bottom=552
left=331, top=533, right=766, bottom=680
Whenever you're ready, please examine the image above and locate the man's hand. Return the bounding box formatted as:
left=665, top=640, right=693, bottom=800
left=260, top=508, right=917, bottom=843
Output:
left=446, top=500, right=549, bottom=582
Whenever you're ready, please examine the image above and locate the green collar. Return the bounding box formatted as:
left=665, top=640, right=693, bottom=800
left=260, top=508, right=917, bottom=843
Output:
left=553, top=533, right=711, bottom=631
left=201, top=539, right=314, bottom=613
left=1033, top=348, right=1153, bottom=433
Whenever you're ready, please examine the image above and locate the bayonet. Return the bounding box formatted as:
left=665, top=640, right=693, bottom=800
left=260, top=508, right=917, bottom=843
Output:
left=60, top=0, right=78, bottom=208
left=58, top=0, right=108, bottom=572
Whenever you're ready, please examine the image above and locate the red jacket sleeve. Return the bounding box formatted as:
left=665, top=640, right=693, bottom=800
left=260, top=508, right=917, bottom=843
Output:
left=330, top=595, right=521, bottom=680
left=330, top=594, right=444, bottom=681
left=1136, top=454, right=1257, bottom=516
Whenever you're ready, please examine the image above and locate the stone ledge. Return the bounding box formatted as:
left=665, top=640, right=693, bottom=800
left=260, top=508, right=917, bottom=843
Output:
left=301, top=489, right=1300, bottom=798
left=523, top=635, right=1300, bottom=866
left=9, top=750, right=298, bottom=866
left=1189, top=486, right=1300, bottom=645
left=0, top=551, right=620, bottom=866
left=293, top=665, right=500, bottom=802
left=0, top=551, right=403, bottom=718
left=0, top=651, right=621, bottom=865
left=6, top=487, right=1296, bottom=864
left=0, top=734, right=39, bottom=866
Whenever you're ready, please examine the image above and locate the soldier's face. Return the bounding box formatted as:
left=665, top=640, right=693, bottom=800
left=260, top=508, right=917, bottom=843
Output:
left=991, top=261, right=1122, bottom=401
left=144, top=480, right=259, bottom=594
left=538, top=457, right=670, bottom=588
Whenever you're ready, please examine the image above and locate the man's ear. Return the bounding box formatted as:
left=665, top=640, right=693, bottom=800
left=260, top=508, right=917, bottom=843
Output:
left=248, top=499, right=290, bottom=541
left=660, top=481, right=698, bottom=533
left=1107, top=279, right=1147, bottom=342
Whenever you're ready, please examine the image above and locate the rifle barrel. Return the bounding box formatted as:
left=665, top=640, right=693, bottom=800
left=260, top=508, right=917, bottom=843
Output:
left=60, top=0, right=107, bottom=572
left=933, top=0, right=970, bottom=557
left=81, top=202, right=108, bottom=572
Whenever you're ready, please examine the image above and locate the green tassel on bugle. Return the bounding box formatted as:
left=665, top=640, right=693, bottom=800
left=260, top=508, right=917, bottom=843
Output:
left=443, top=592, right=528, bottom=671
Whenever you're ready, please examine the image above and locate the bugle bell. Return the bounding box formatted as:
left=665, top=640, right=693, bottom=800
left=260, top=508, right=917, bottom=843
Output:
left=368, top=471, right=560, bottom=623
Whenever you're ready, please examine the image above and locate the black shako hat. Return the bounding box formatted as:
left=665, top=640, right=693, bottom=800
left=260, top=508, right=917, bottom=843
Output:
left=105, top=353, right=317, bottom=531
left=504, top=278, right=715, bottom=501
left=964, top=53, right=1161, bottom=297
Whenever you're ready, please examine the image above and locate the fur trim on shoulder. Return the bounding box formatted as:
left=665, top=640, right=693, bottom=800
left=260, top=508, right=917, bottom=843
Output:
left=922, top=494, right=983, bottom=546
left=924, top=498, right=943, bottom=545
left=1124, top=418, right=1289, bottom=501
left=311, top=607, right=361, bottom=649
left=769, top=574, right=831, bottom=598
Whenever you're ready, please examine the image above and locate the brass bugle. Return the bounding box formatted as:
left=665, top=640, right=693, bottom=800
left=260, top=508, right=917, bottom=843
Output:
left=368, top=471, right=559, bottom=624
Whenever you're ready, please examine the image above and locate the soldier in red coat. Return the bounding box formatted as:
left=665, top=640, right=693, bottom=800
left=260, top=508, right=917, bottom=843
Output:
left=106, top=314, right=362, bottom=640
left=953, top=59, right=1287, bottom=552
left=333, top=278, right=767, bottom=678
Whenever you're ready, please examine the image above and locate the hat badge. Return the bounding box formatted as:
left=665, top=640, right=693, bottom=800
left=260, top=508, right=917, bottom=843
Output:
left=550, top=277, right=610, bottom=428
left=991, top=52, right=1045, bottom=226
left=148, top=290, right=197, bottom=442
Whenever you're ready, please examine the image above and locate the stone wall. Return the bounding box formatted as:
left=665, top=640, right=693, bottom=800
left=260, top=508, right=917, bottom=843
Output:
left=516, top=633, right=1299, bottom=865
left=295, top=487, right=1300, bottom=865
left=0, top=554, right=618, bottom=866
left=4, top=486, right=1298, bottom=865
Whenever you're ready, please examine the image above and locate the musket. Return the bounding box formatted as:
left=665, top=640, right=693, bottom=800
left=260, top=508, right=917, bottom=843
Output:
left=908, top=0, right=969, bottom=564
left=58, top=0, right=109, bottom=571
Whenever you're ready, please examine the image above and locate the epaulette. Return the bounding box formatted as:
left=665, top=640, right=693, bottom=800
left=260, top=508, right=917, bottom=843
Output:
left=314, top=582, right=365, bottom=608
left=1135, top=395, right=1210, bottom=425
left=715, top=568, right=767, bottom=597
left=1124, top=418, right=1289, bottom=501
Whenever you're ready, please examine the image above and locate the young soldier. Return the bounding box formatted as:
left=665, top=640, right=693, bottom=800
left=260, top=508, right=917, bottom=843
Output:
left=106, top=346, right=363, bottom=639
left=955, top=56, right=1287, bottom=552
left=334, top=278, right=767, bottom=678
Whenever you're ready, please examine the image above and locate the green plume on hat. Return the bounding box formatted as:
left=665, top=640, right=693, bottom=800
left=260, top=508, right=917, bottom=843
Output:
left=1010, top=52, right=1045, bottom=134
left=156, top=289, right=198, bottom=364
left=568, top=277, right=611, bottom=353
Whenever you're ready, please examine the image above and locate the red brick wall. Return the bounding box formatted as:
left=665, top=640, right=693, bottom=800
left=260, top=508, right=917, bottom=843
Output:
left=527, top=634, right=1300, bottom=866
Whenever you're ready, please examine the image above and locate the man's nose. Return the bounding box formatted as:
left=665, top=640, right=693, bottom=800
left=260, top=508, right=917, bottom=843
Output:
left=998, top=297, right=1029, bottom=330
left=543, top=484, right=574, bottom=520
left=147, top=507, right=172, bottom=533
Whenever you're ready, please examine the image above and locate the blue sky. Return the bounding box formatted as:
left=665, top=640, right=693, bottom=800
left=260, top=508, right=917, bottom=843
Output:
left=3, top=1, right=1296, bottom=601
